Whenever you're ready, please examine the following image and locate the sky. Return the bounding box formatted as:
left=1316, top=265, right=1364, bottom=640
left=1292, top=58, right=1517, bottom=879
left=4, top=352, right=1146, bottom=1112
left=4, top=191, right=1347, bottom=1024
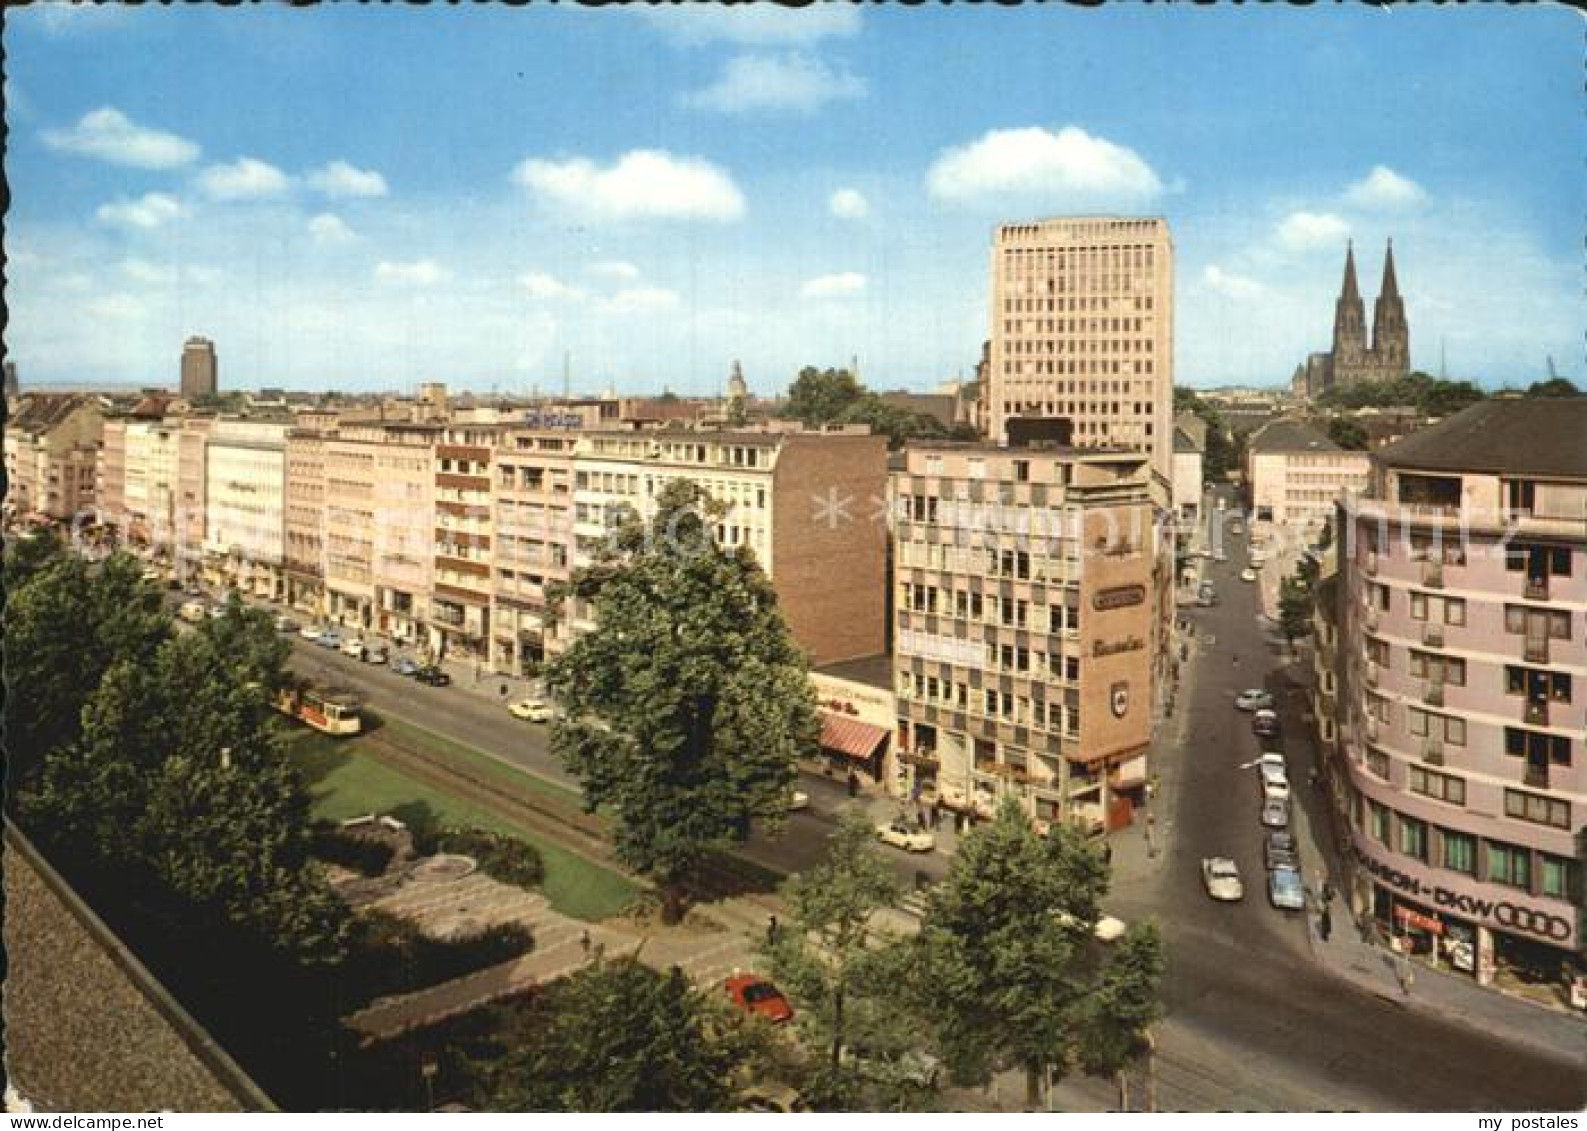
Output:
left=5, top=4, right=1582, bottom=396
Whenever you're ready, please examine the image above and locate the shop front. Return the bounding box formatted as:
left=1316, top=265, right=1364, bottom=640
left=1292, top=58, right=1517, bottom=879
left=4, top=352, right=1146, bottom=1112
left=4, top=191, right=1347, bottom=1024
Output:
left=810, top=665, right=896, bottom=787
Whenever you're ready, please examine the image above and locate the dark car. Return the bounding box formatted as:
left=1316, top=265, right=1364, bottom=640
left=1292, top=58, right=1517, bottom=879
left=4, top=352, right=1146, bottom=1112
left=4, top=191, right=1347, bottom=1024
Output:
left=414, top=665, right=451, bottom=686
left=393, top=657, right=419, bottom=677
left=1264, top=831, right=1300, bottom=871
left=1252, top=709, right=1280, bottom=738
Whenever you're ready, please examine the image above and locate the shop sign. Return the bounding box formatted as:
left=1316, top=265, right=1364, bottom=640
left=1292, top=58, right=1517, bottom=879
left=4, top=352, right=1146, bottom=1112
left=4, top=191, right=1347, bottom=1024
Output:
left=1393, top=905, right=1443, bottom=935
left=1356, top=849, right=1573, bottom=943
left=1110, top=681, right=1130, bottom=719
left=1092, top=584, right=1146, bottom=612
left=1092, top=635, right=1145, bottom=658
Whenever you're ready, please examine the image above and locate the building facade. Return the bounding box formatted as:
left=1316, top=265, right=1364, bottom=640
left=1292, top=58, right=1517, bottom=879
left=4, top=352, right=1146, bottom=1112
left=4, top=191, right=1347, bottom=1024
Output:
left=372, top=424, right=440, bottom=647
left=429, top=424, right=499, bottom=665
left=203, top=420, right=288, bottom=597
left=323, top=424, right=381, bottom=631
left=984, top=217, right=1175, bottom=485
left=180, top=337, right=218, bottom=399
left=892, top=444, right=1157, bottom=830
left=1246, top=419, right=1372, bottom=534
left=492, top=427, right=577, bottom=674
left=1334, top=399, right=1586, bottom=986
left=284, top=425, right=330, bottom=613
left=4, top=395, right=103, bottom=522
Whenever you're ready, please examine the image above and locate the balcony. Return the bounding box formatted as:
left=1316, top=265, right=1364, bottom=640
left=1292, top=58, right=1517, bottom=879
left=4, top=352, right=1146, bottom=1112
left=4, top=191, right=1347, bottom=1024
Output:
left=1524, top=699, right=1549, bottom=726
left=1524, top=638, right=1550, bottom=664
left=1524, top=577, right=1549, bottom=601
left=1365, top=662, right=1380, bottom=688
left=1421, top=559, right=1444, bottom=588
left=1364, top=606, right=1379, bottom=631
left=1422, top=738, right=1444, bottom=766
left=1422, top=679, right=1444, bottom=708
left=1363, top=550, right=1378, bottom=577
left=1524, top=764, right=1550, bottom=790
left=1422, top=624, right=1444, bottom=648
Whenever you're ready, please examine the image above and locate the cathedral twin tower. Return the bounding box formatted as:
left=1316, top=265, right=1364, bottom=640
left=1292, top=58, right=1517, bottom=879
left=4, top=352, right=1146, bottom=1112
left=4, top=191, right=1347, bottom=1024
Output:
left=1294, top=240, right=1410, bottom=398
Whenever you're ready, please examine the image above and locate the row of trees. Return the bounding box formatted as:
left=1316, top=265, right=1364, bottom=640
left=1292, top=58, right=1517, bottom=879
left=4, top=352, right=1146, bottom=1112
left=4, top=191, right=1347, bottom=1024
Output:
left=781, top=366, right=976, bottom=448
left=1173, top=387, right=1242, bottom=482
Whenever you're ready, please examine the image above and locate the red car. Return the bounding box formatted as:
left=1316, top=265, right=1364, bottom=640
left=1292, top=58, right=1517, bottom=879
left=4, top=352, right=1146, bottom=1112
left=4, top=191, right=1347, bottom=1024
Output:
left=724, top=974, right=793, bottom=1024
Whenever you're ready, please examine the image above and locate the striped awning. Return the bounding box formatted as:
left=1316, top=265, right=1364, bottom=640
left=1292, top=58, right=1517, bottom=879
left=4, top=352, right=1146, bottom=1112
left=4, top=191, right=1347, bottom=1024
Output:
left=819, top=713, right=889, bottom=761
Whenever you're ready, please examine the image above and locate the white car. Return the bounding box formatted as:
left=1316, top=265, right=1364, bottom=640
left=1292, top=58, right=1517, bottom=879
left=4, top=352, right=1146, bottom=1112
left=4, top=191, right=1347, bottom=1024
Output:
left=876, top=820, right=935, bottom=853
left=786, top=789, right=810, bottom=812
left=1259, top=763, right=1291, bottom=802
left=299, top=623, right=325, bottom=642
left=1240, top=568, right=1258, bottom=583
left=363, top=645, right=388, bottom=665
left=341, top=638, right=367, bottom=660
left=508, top=698, right=554, bottom=722
left=1235, top=689, right=1274, bottom=711
left=1201, top=857, right=1244, bottom=902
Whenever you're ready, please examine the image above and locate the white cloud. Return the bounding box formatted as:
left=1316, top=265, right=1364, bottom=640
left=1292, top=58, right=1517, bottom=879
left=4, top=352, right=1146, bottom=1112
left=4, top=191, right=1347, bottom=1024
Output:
left=829, top=188, right=869, bottom=220
left=87, top=293, right=147, bottom=321
left=1344, top=165, right=1427, bottom=210
left=308, top=213, right=356, bottom=245
left=307, top=159, right=389, bottom=199
left=1201, top=265, right=1266, bottom=300
left=42, top=107, right=199, bottom=169
left=198, top=157, right=292, bottom=201
left=644, top=5, right=860, bottom=47
left=96, top=192, right=183, bottom=230
left=586, top=260, right=642, bottom=282
left=683, top=53, right=865, bottom=114
left=1275, top=210, right=1351, bottom=252
left=601, top=286, right=681, bottom=313
left=374, top=259, right=447, bottom=286
left=799, top=272, right=866, bottom=299
left=519, top=272, right=585, bottom=301
left=926, top=125, right=1164, bottom=206
left=514, top=149, right=745, bottom=223
left=120, top=258, right=219, bottom=286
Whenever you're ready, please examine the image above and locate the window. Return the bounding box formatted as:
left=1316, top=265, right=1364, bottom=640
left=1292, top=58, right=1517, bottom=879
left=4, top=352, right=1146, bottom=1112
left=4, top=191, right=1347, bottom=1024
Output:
left=1398, top=815, right=1428, bottom=862
left=1445, top=598, right=1466, bottom=626
left=1485, top=841, right=1531, bottom=890
left=1440, top=830, right=1476, bottom=875
left=1504, top=789, right=1570, bottom=829
left=1540, top=855, right=1578, bottom=901
left=1410, top=592, right=1427, bottom=621
left=1366, top=748, right=1390, bottom=779
left=1408, top=707, right=1428, bottom=737
left=1445, top=716, right=1466, bottom=746
left=1506, top=666, right=1573, bottom=702
left=1369, top=800, right=1390, bottom=844
left=1409, top=766, right=1466, bottom=805
left=1503, top=727, right=1573, bottom=766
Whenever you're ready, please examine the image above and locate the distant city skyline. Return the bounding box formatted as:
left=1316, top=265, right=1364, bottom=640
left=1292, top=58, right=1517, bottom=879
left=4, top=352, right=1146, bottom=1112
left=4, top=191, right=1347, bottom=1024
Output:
left=5, top=5, right=1580, bottom=393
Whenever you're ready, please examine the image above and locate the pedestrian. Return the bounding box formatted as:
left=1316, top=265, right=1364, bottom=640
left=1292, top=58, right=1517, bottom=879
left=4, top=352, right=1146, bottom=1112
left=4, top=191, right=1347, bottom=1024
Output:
left=846, top=770, right=859, bottom=798
left=580, top=929, right=592, bottom=957
left=766, top=914, right=779, bottom=945
left=1320, top=907, right=1333, bottom=942
left=1103, top=841, right=1114, bottom=867
left=1322, top=880, right=1335, bottom=905
left=928, top=802, right=939, bottom=829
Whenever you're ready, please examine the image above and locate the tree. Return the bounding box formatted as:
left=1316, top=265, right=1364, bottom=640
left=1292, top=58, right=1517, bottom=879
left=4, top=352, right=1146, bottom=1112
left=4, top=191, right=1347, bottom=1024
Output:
left=1526, top=376, right=1580, bottom=398
left=485, top=958, right=757, bottom=1111
left=546, top=480, right=817, bottom=922
left=1071, top=924, right=1166, bottom=1084
left=839, top=394, right=948, bottom=450
left=764, top=811, right=919, bottom=1110
left=1326, top=417, right=1370, bottom=451
left=1278, top=576, right=1314, bottom=644
left=782, top=366, right=865, bottom=427
left=906, top=799, right=1161, bottom=1107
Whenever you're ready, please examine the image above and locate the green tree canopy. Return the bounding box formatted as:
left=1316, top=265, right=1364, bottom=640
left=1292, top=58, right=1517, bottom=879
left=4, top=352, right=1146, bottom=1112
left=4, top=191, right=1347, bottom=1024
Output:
left=1526, top=376, right=1580, bottom=398
left=782, top=367, right=866, bottom=427
left=1278, top=575, right=1315, bottom=644
left=546, top=479, right=817, bottom=921
left=764, top=810, right=921, bottom=1110
left=907, top=800, right=1163, bottom=1108
left=1325, top=417, right=1370, bottom=451
left=483, top=958, right=758, bottom=1111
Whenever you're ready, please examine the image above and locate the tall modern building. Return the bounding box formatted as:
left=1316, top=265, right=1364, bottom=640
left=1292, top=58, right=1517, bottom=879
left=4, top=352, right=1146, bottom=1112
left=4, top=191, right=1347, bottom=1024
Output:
left=1334, top=398, right=1585, bottom=986
left=1293, top=241, right=1410, bottom=398
left=983, top=217, right=1175, bottom=485
left=180, top=337, right=218, bottom=399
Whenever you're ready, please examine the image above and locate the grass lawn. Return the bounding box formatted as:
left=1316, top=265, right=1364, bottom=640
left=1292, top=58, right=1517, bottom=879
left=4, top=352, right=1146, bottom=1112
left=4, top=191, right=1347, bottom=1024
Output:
left=282, top=727, right=639, bottom=922
left=373, top=714, right=585, bottom=810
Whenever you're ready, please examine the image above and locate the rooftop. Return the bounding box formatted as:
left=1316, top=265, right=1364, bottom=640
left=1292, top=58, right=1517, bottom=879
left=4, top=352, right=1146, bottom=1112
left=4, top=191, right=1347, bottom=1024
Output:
left=1248, top=419, right=1340, bottom=454
left=11, top=394, right=92, bottom=436
left=814, top=652, right=892, bottom=690
left=1376, top=399, right=1587, bottom=480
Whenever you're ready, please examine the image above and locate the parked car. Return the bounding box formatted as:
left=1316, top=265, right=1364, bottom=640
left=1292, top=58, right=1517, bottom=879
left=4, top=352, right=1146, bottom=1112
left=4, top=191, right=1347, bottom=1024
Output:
left=275, top=615, right=299, bottom=634
left=508, top=698, right=554, bottom=722
left=1240, top=567, right=1258, bottom=583
left=1260, top=797, right=1290, bottom=829
left=724, top=974, right=793, bottom=1024
left=1252, top=709, right=1280, bottom=738
left=1258, top=762, right=1291, bottom=802
left=207, top=604, right=227, bottom=619
left=363, top=645, right=388, bottom=665
left=786, top=789, right=810, bottom=812
left=1201, top=856, right=1244, bottom=902
left=341, top=638, right=367, bottom=660
left=1268, top=866, right=1306, bottom=911
left=299, top=623, right=326, bottom=642
left=393, top=657, right=419, bottom=677
left=179, top=600, right=207, bottom=623
left=1235, top=688, right=1274, bottom=711
left=1264, top=831, right=1300, bottom=871
left=318, top=630, right=343, bottom=650
left=414, top=665, right=451, bottom=686
left=875, top=819, right=934, bottom=853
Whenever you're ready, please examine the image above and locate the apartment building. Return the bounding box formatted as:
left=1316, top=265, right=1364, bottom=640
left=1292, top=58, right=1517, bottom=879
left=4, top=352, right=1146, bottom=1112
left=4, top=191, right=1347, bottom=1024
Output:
left=568, top=428, right=888, bottom=667
left=123, top=419, right=183, bottom=553
left=323, top=423, right=382, bottom=630
left=176, top=417, right=213, bottom=580
left=372, top=423, right=440, bottom=645
left=4, top=395, right=103, bottom=522
left=492, top=427, right=577, bottom=674
left=892, top=443, right=1157, bottom=830
left=1335, top=399, right=1586, bottom=985
left=285, top=424, right=330, bottom=613
left=1247, top=419, right=1372, bottom=534
left=429, top=423, right=500, bottom=665
left=984, top=217, right=1175, bottom=485
left=203, top=420, right=289, bottom=598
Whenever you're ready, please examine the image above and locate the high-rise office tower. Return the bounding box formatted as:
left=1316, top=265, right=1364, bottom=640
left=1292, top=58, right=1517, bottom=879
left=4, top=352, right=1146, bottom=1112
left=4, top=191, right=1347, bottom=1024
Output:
left=180, top=336, right=218, bottom=398
left=984, top=217, right=1174, bottom=484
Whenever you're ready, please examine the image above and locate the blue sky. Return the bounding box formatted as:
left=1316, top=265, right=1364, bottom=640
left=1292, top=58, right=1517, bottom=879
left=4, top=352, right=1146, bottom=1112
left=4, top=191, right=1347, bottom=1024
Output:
left=5, top=4, right=1581, bottom=395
